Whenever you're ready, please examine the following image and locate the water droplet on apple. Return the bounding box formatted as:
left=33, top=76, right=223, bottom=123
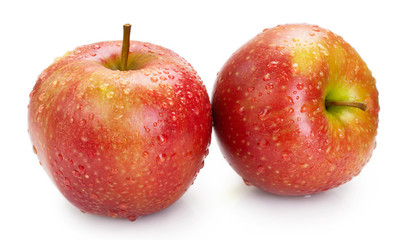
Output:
left=127, top=216, right=138, bottom=221
left=78, top=165, right=85, bottom=174
left=276, top=45, right=285, bottom=51
left=300, top=104, right=310, bottom=113
left=157, top=134, right=168, bottom=144
left=286, top=96, right=294, bottom=105
left=29, top=89, right=36, bottom=99
left=243, top=178, right=252, bottom=186
left=38, top=104, right=44, bottom=113
left=263, top=73, right=271, bottom=81
left=237, top=106, right=245, bottom=115
left=143, top=151, right=149, bottom=158
left=167, top=98, right=174, bottom=106
left=247, top=87, right=255, bottom=92
left=78, top=119, right=87, bottom=126
left=265, top=82, right=274, bottom=90
left=200, top=160, right=205, bottom=169
left=38, top=93, right=46, bottom=101
left=297, top=83, right=304, bottom=90
left=32, top=145, right=37, bottom=154
left=144, top=126, right=151, bottom=133
left=119, top=79, right=130, bottom=85
left=88, top=113, right=94, bottom=120
left=317, top=43, right=329, bottom=56
left=106, top=92, right=114, bottom=99
left=258, top=108, right=271, bottom=121
left=64, top=177, right=71, bottom=186
left=311, top=25, right=320, bottom=32
left=204, top=148, right=210, bottom=158
left=93, top=44, right=101, bottom=49
left=267, top=61, right=279, bottom=69
left=157, top=153, right=167, bottom=162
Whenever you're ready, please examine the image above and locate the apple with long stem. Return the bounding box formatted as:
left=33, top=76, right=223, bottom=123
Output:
left=28, top=24, right=212, bottom=220
left=212, top=24, right=379, bottom=196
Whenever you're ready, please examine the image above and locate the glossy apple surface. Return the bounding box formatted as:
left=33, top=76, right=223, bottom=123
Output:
left=28, top=41, right=212, bottom=219
left=212, top=24, right=379, bottom=196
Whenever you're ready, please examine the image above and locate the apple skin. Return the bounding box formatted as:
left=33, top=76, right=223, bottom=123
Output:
left=212, top=24, right=379, bottom=196
left=28, top=41, right=212, bottom=219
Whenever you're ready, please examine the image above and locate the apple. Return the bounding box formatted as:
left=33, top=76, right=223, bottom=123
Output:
left=212, top=24, right=379, bottom=196
left=28, top=25, right=212, bottom=220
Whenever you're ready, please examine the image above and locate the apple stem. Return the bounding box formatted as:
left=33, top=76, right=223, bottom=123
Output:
left=120, top=24, right=132, bottom=71
left=325, top=100, right=367, bottom=111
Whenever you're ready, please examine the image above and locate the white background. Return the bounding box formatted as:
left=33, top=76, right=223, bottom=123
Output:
left=1, top=0, right=406, bottom=239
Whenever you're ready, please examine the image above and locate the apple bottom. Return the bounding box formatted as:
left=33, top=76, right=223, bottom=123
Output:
left=43, top=141, right=206, bottom=220
left=216, top=113, right=377, bottom=196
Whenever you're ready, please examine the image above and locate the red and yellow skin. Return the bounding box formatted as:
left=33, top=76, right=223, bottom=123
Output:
left=28, top=41, right=212, bottom=219
left=212, top=24, right=379, bottom=196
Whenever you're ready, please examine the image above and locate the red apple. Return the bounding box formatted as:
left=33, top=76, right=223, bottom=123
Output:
left=212, top=24, right=379, bottom=196
left=28, top=25, right=212, bottom=220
